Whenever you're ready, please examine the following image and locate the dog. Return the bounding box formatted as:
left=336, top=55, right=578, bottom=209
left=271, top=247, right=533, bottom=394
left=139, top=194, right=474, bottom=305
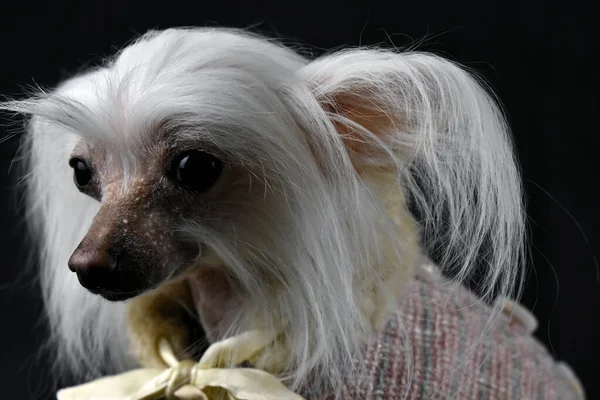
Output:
left=1, top=27, right=526, bottom=396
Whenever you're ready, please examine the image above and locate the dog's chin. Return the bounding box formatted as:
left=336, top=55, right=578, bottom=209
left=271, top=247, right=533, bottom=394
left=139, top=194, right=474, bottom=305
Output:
left=87, top=287, right=149, bottom=302
left=81, top=287, right=152, bottom=302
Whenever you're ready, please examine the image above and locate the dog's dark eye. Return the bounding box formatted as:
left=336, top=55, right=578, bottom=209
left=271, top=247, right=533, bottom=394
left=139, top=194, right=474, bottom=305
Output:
left=69, top=158, right=93, bottom=189
left=170, top=150, right=222, bottom=192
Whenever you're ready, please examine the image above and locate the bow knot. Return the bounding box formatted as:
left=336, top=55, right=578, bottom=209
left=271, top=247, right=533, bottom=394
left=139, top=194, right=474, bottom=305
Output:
left=165, top=360, right=197, bottom=400
left=56, top=331, right=305, bottom=400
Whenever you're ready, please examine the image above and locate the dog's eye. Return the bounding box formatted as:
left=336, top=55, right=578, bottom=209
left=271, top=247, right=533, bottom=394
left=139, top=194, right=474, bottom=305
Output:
left=170, top=150, right=222, bottom=192
left=69, top=157, right=93, bottom=189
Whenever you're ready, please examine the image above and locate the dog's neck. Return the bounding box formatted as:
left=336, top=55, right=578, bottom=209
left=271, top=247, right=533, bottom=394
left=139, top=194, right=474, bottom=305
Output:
left=187, top=267, right=244, bottom=342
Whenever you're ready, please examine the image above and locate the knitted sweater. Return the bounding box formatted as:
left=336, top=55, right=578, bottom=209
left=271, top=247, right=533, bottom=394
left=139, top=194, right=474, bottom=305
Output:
left=303, top=266, right=584, bottom=399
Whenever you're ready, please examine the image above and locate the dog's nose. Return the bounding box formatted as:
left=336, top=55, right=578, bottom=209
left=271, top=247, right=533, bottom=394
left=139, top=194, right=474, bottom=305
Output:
left=68, top=249, right=116, bottom=290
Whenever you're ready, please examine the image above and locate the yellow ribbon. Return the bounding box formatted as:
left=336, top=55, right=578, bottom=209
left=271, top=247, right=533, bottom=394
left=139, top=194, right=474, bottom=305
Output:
left=56, top=331, right=305, bottom=400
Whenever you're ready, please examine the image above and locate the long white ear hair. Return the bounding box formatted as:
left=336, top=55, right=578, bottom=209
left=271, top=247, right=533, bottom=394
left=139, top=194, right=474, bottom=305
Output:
left=301, top=49, right=525, bottom=302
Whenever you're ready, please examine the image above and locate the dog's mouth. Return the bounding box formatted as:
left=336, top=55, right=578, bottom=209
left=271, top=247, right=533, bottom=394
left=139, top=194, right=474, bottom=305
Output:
left=75, top=266, right=161, bottom=302
left=88, top=260, right=202, bottom=302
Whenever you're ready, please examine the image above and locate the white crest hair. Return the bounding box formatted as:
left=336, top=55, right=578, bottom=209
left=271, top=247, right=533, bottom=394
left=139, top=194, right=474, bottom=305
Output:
left=1, top=27, right=525, bottom=392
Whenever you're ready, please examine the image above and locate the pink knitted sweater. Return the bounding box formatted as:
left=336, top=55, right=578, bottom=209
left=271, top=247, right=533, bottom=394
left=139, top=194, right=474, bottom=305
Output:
left=303, top=267, right=585, bottom=399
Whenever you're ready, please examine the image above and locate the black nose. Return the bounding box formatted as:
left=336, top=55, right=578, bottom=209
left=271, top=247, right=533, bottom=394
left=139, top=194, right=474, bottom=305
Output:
left=68, top=249, right=117, bottom=291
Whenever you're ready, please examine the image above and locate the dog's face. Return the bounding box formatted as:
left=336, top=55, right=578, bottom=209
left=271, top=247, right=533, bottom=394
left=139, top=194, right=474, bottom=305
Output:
left=66, top=125, right=259, bottom=301
left=41, top=29, right=373, bottom=304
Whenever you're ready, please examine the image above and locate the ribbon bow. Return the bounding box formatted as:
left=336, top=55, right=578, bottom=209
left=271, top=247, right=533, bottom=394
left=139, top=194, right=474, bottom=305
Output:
left=57, top=331, right=305, bottom=400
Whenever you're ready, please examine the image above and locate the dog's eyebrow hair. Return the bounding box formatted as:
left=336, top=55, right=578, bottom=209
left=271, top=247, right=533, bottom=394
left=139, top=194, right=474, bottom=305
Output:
left=158, top=125, right=225, bottom=153
left=28, top=96, right=100, bottom=135
left=70, top=139, right=96, bottom=155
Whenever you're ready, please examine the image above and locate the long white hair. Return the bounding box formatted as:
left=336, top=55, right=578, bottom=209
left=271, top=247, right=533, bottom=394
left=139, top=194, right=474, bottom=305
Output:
left=1, top=27, right=525, bottom=392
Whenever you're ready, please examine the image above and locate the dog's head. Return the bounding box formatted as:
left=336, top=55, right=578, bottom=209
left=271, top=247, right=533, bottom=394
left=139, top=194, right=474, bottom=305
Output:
left=45, top=28, right=390, bottom=304
left=54, top=30, right=323, bottom=302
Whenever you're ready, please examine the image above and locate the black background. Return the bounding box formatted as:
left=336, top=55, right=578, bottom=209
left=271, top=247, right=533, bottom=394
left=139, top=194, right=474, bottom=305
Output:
left=1, top=1, right=599, bottom=398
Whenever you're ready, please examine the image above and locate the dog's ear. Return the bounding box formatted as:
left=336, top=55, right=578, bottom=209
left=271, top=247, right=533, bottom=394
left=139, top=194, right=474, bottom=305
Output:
left=300, top=51, right=422, bottom=169
left=299, top=49, right=525, bottom=302
left=299, top=50, right=510, bottom=170
left=317, top=91, right=403, bottom=168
